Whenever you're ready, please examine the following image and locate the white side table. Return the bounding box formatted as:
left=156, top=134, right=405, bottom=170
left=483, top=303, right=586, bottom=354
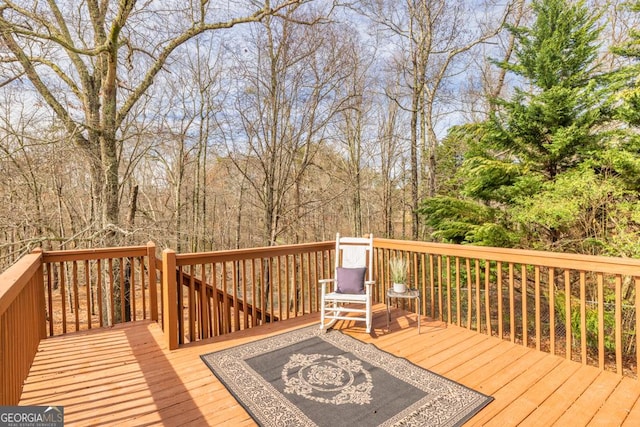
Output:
left=386, top=288, right=420, bottom=333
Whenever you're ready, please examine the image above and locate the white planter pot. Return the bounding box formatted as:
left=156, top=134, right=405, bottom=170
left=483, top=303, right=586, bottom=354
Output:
left=393, top=282, right=406, bottom=293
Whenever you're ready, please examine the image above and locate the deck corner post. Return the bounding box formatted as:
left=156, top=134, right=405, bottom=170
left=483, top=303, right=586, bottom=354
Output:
left=29, top=247, right=46, bottom=339
left=162, top=248, right=178, bottom=350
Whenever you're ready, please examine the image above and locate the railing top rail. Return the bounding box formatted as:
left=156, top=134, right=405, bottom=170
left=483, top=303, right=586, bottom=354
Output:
left=374, top=238, right=640, bottom=276
left=0, top=251, right=42, bottom=316
left=172, top=241, right=335, bottom=266
left=42, top=245, right=150, bottom=263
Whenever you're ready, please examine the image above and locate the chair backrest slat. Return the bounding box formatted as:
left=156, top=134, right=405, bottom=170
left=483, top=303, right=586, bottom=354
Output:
left=334, top=233, right=374, bottom=282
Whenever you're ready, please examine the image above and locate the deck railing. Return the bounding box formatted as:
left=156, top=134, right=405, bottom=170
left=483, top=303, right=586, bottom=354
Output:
left=374, top=238, right=640, bottom=377
left=41, top=242, right=159, bottom=337
left=0, top=249, right=45, bottom=405
left=161, top=241, right=334, bottom=349
left=3, top=237, right=640, bottom=404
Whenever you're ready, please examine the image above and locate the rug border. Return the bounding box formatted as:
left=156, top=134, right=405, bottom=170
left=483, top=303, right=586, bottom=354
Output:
left=200, top=343, right=280, bottom=426
left=200, top=324, right=493, bottom=427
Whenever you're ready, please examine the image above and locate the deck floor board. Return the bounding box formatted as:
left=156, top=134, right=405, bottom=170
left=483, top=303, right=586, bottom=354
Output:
left=19, top=304, right=640, bottom=426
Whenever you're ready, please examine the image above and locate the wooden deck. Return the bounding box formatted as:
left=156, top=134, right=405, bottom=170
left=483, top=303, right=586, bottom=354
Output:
left=19, top=304, right=640, bottom=426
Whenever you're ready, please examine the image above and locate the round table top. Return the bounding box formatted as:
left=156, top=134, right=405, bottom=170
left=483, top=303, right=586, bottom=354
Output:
left=386, top=288, right=419, bottom=298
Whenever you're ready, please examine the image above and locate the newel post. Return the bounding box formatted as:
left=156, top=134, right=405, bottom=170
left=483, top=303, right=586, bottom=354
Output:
left=147, top=241, right=158, bottom=322
left=30, top=248, right=46, bottom=340
left=162, top=249, right=178, bottom=350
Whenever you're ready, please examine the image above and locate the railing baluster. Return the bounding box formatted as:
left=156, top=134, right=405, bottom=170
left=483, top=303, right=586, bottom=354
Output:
left=199, top=263, right=208, bottom=339
left=419, top=253, right=426, bottom=318
left=189, top=266, right=196, bottom=342
left=430, top=254, right=436, bottom=319
left=212, top=262, right=220, bottom=335
left=580, top=271, right=587, bottom=364
left=521, top=264, right=528, bottom=347
left=597, top=272, right=605, bottom=370
left=456, top=257, right=461, bottom=327
left=264, top=258, right=271, bottom=322
left=108, top=258, right=114, bottom=326
left=177, top=265, right=184, bottom=343
left=564, top=269, right=571, bottom=361
left=130, top=257, right=136, bottom=322
left=85, top=260, right=91, bottom=329
left=475, top=259, right=481, bottom=333
left=222, top=261, right=229, bottom=334
left=485, top=260, right=491, bottom=336
left=147, top=242, right=158, bottom=322
left=615, top=275, right=622, bottom=375
left=509, top=263, right=515, bottom=343
left=497, top=261, right=503, bottom=339
left=437, top=256, right=443, bottom=321
left=232, top=261, right=239, bottom=331
left=535, top=265, right=541, bottom=351
left=466, top=258, right=472, bottom=330
left=140, top=256, right=146, bottom=320
left=60, top=261, right=67, bottom=334
left=72, top=261, right=79, bottom=331
left=46, top=263, right=53, bottom=336
left=446, top=256, right=452, bottom=324
left=636, top=277, right=640, bottom=378
left=119, top=257, right=125, bottom=324
left=312, top=252, right=319, bottom=313
left=548, top=268, right=555, bottom=355
left=97, top=259, right=103, bottom=327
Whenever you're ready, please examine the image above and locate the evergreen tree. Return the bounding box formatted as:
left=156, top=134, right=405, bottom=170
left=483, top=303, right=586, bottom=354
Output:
left=420, top=0, right=609, bottom=249
left=487, top=0, right=605, bottom=181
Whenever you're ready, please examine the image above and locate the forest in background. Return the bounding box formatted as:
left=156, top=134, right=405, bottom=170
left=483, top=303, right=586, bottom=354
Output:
left=2, top=0, right=640, bottom=271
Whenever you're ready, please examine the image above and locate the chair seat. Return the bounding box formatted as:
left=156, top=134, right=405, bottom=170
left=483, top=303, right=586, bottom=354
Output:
left=323, top=292, right=368, bottom=302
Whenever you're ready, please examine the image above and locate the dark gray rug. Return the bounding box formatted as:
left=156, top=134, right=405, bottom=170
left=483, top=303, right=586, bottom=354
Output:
left=200, top=325, right=493, bottom=426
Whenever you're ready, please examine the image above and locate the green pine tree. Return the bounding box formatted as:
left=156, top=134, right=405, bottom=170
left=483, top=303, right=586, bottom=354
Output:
left=487, top=0, right=605, bottom=181
left=421, top=0, right=610, bottom=249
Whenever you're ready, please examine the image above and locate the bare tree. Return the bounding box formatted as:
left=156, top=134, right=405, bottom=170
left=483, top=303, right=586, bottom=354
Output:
left=331, top=31, right=378, bottom=236
left=376, top=78, right=405, bottom=238
left=353, top=0, right=514, bottom=239
left=225, top=6, right=350, bottom=246
left=0, top=0, right=310, bottom=246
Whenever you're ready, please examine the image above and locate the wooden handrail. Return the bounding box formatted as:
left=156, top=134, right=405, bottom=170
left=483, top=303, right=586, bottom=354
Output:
left=374, top=238, right=640, bottom=276
left=173, top=241, right=334, bottom=265
left=42, top=245, right=150, bottom=263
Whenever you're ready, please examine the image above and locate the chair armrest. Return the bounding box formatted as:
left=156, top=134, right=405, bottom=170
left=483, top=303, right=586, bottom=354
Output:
left=320, top=278, right=334, bottom=294
left=364, top=281, right=374, bottom=295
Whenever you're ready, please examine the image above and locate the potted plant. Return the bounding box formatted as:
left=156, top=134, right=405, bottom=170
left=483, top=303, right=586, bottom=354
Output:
left=389, top=257, right=407, bottom=293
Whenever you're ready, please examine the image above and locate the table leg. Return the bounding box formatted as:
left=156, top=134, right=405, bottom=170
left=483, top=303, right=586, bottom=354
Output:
left=386, top=295, right=390, bottom=331
left=417, top=296, right=420, bottom=334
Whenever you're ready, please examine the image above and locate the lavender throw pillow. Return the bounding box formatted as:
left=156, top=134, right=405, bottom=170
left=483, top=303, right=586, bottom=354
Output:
left=336, top=267, right=367, bottom=294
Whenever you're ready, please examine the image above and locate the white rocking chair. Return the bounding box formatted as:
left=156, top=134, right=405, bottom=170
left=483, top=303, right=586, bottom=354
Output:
left=320, top=233, right=375, bottom=333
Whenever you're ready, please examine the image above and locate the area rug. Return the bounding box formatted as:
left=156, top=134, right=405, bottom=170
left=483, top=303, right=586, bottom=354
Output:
left=200, top=325, right=493, bottom=426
